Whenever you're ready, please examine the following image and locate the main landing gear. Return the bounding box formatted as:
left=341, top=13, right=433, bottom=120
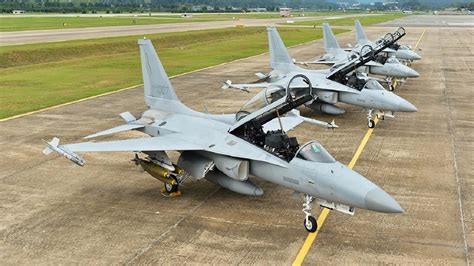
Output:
left=303, top=194, right=317, bottom=232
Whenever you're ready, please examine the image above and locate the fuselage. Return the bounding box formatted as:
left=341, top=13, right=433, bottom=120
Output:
left=138, top=104, right=403, bottom=214
left=358, top=39, right=422, bottom=61
left=264, top=68, right=417, bottom=113
left=321, top=50, right=419, bottom=78
left=250, top=145, right=403, bottom=213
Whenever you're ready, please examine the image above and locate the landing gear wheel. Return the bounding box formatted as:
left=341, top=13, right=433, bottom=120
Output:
left=368, top=119, right=375, bottom=128
left=304, top=216, right=317, bottom=232
left=389, top=84, right=395, bottom=91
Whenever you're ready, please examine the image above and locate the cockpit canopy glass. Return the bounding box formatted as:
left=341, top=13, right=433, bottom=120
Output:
left=386, top=57, right=400, bottom=64
left=235, top=76, right=313, bottom=121
left=296, top=141, right=336, bottom=163
left=364, top=79, right=385, bottom=91
left=236, top=85, right=286, bottom=120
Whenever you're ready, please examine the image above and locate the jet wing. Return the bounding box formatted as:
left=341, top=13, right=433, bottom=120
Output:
left=298, top=59, right=338, bottom=66
left=64, top=134, right=201, bottom=152
left=84, top=124, right=145, bottom=139
left=263, top=114, right=337, bottom=132
left=364, top=61, right=383, bottom=67
left=46, top=132, right=287, bottom=167
left=222, top=80, right=272, bottom=91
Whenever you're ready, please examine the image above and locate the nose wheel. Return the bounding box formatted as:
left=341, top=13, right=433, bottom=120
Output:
left=303, top=194, right=318, bottom=232
left=385, top=77, right=394, bottom=91
left=367, top=109, right=376, bottom=128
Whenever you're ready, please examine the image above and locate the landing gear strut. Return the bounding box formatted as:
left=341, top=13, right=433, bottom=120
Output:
left=303, top=194, right=317, bottom=232
left=386, top=77, right=395, bottom=91
left=367, top=109, right=375, bottom=129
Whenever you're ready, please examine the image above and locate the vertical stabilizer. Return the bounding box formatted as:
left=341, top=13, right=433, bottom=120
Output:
left=323, top=23, right=341, bottom=53
left=138, top=39, right=178, bottom=104
left=355, top=20, right=368, bottom=44
left=267, top=27, right=293, bottom=70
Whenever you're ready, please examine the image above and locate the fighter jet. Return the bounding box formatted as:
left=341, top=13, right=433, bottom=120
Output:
left=300, top=23, right=419, bottom=90
left=353, top=20, right=422, bottom=62
left=43, top=38, right=403, bottom=233
left=224, top=27, right=417, bottom=128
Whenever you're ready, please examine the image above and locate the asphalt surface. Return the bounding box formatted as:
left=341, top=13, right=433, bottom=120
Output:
left=0, top=17, right=472, bottom=264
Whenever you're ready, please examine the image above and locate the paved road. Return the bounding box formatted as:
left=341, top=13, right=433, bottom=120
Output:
left=0, top=23, right=472, bottom=263
left=0, top=14, right=366, bottom=46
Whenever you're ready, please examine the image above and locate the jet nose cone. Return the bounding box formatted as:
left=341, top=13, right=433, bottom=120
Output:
left=398, top=99, right=417, bottom=112
left=412, top=52, right=422, bottom=60
left=406, top=68, right=420, bottom=78
left=365, top=188, right=404, bottom=213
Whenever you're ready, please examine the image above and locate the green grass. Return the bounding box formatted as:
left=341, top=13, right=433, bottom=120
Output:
left=0, top=11, right=373, bottom=32
left=289, top=13, right=406, bottom=26
left=0, top=27, right=349, bottom=119
left=0, top=16, right=223, bottom=32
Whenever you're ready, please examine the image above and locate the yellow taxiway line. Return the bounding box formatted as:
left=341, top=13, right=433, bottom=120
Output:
left=415, top=29, right=426, bottom=50
left=292, top=29, right=426, bottom=266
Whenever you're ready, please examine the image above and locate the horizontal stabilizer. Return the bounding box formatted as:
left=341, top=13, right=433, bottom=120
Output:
left=255, top=72, right=268, bottom=80
left=120, top=111, right=137, bottom=123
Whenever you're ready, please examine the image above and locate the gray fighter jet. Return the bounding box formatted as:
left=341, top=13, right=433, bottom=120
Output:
left=43, top=38, right=403, bottom=233
left=353, top=20, right=422, bottom=62
left=224, top=27, right=417, bottom=128
left=301, top=23, right=419, bottom=90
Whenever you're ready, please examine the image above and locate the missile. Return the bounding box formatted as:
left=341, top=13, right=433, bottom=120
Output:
left=205, top=170, right=263, bottom=196
left=42, top=137, right=85, bottom=166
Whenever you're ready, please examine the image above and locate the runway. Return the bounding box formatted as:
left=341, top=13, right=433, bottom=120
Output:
left=0, top=13, right=380, bottom=46
left=0, top=15, right=354, bottom=46
left=0, top=17, right=472, bottom=264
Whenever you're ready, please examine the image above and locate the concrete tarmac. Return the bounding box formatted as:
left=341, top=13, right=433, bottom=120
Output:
left=0, top=18, right=472, bottom=264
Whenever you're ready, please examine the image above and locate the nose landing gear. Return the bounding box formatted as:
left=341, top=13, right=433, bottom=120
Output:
left=303, top=194, right=317, bottom=232
left=367, top=109, right=376, bottom=129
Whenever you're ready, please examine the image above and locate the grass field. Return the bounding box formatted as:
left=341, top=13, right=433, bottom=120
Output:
left=0, top=27, right=349, bottom=119
left=0, top=11, right=365, bottom=32
left=288, top=13, right=406, bottom=26
left=0, top=16, right=223, bottom=32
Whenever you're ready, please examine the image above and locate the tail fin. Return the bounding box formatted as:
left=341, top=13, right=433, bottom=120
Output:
left=355, top=20, right=368, bottom=44
left=267, top=27, right=293, bottom=70
left=138, top=39, right=178, bottom=105
left=322, top=23, right=341, bottom=52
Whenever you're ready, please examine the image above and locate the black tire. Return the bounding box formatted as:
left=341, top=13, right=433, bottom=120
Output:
left=164, top=177, right=178, bottom=193
left=368, top=119, right=375, bottom=129
left=389, top=84, right=395, bottom=91
left=304, top=216, right=317, bottom=233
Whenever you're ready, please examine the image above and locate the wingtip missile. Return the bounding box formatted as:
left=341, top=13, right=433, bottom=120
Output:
left=42, top=138, right=85, bottom=166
